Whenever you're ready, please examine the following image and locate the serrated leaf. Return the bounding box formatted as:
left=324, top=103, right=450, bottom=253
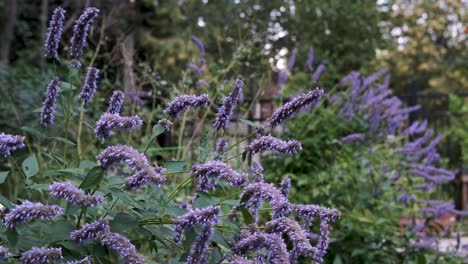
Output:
left=199, top=133, right=209, bottom=161
left=79, top=166, right=105, bottom=190
left=48, top=136, right=76, bottom=146
left=165, top=161, right=185, bottom=173
left=0, top=171, right=9, bottom=184
left=240, top=119, right=257, bottom=128
left=152, top=124, right=166, bottom=138
left=22, top=154, right=39, bottom=178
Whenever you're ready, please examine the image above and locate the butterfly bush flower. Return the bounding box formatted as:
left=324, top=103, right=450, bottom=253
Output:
left=20, top=247, right=62, bottom=264
left=40, top=76, right=61, bottom=126
left=99, top=232, right=145, bottom=264
left=80, top=67, right=100, bottom=103
left=246, top=135, right=302, bottom=157
left=4, top=201, right=62, bottom=228
left=362, top=68, right=388, bottom=87
left=44, top=7, right=65, bottom=58
left=69, top=7, right=100, bottom=58
left=173, top=205, right=220, bottom=244
left=340, top=133, right=365, bottom=143
left=191, top=161, right=248, bottom=192
left=95, top=113, right=143, bottom=140
left=186, top=226, right=214, bottom=264
left=250, top=161, right=264, bottom=183
left=240, top=182, right=290, bottom=218
left=70, top=218, right=110, bottom=243
left=312, top=64, right=326, bottom=83
left=0, top=132, right=25, bottom=157
left=49, top=181, right=103, bottom=207
left=213, top=78, right=244, bottom=129
left=66, top=257, right=92, bottom=264
left=164, top=94, right=210, bottom=117
left=158, top=118, right=173, bottom=131
left=232, top=232, right=290, bottom=264
left=410, top=165, right=454, bottom=184
left=106, top=90, right=125, bottom=114
left=0, top=246, right=10, bottom=259
left=280, top=176, right=291, bottom=197
left=96, top=145, right=166, bottom=190
left=214, top=138, right=228, bottom=160
left=266, top=217, right=314, bottom=261
left=267, top=88, right=323, bottom=128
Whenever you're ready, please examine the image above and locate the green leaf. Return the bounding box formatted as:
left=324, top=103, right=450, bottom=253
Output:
left=25, top=184, right=50, bottom=191
left=20, top=126, right=43, bottom=138
left=46, top=220, right=75, bottom=240
left=110, top=213, right=138, bottom=232
left=0, top=171, right=9, bottom=184
left=0, top=194, right=13, bottom=209
left=6, top=228, right=18, bottom=249
left=165, top=161, right=185, bottom=173
left=240, top=119, right=257, bottom=128
left=151, top=124, right=166, bottom=138
left=60, top=81, right=77, bottom=91
left=199, top=133, right=209, bottom=161
left=240, top=208, right=253, bottom=225
left=48, top=137, right=76, bottom=146
left=22, top=154, right=39, bottom=178
left=79, top=166, right=105, bottom=190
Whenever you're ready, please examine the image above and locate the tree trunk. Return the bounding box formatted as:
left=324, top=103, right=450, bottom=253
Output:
left=0, top=0, right=17, bottom=65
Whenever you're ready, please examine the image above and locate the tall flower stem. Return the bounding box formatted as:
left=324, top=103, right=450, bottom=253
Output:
left=76, top=101, right=85, bottom=159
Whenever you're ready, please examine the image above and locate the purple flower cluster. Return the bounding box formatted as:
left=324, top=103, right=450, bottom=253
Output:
left=40, top=76, right=61, bottom=126
left=214, top=138, right=228, bottom=160
left=44, top=7, right=65, bottom=58
left=80, top=67, right=100, bottom=103
left=20, top=247, right=62, bottom=264
left=96, top=144, right=166, bottom=190
left=246, top=135, right=302, bottom=157
left=232, top=232, right=290, bottom=264
left=66, top=257, right=92, bottom=264
left=158, top=118, right=173, bottom=131
left=189, top=35, right=207, bottom=75
left=4, top=201, right=62, bottom=228
left=280, top=176, right=291, bottom=198
left=213, top=78, right=244, bottom=129
left=340, top=133, right=365, bottom=143
left=70, top=218, right=110, bottom=243
left=277, top=49, right=297, bottom=90
left=312, top=64, right=326, bottom=83
left=164, top=94, right=210, bottom=117
left=0, top=132, right=25, bottom=157
left=267, top=88, right=324, bottom=128
left=191, top=161, right=248, bottom=192
left=69, top=7, right=100, bottom=59
left=0, top=246, right=10, bottom=260
left=95, top=113, right=143, bottom=140
left=240, top=182, right=291, bottom=219
left=106, top=90, right=125, bottom=114
left=49, top=181, right=103, bottom=207
left=250, top=161, right=264, bottom=183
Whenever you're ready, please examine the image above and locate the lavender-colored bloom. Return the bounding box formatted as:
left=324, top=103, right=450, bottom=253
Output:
left=306, top=48, right=314, bottom=71
left=340, top=133, right=365, bottom=143
left=245, top=135, right=302, bottom=157
left=293, top=204, right=341, bottom=231
left=410, top=165, right=454, bottom=184
left=191, top=161, right=248, bottom=192
left=69, top=59, right=82, bottom=68
left=267, top=88, right=324, bottom=128
left=399, top=193, right=411, bottom=204
left=164, top=94, right=210, bottom=117
left=20, top=247, right=62, bottom=264
left=191, top=35, right=205, bottom=55
left=312, top=64, right=326, bottom=83
left=213, top=78, right=244, bottom=129
left=413, top=236, right=437, bottom=249
left=215, top=138, right=228, bottom=160
left=229, top=256, right=255, bottom=264
left=277, top=71, right=288, bottom=88
left=44, top=7, right=65, bottom=58
left=186, top=226, right=214, bottom=264
left=66, top=257, right=92, bottom=264
left=251, top=161, right=264, bottom=182
left=99, top=232, right=145, bottom=264
left=49, top=181, right=103, bottom=207
left=80, top=67, right=100, bottom=103
left=404, top=120, right=428, bottom=136
left=106, top=90, right=125, bottom=114
left=69, top=7, right=100, bottom=58
left=0, top=246, right=10, bottom=259
left=362, top=68, right=388, bottom=87
left=4, top=201, right=62, bottom=228
left=414, top=183, right=436, bottom=191
left=232, top=232, right=290, bottom=264
left=265, top=217, right=314, bottom=261
left=40, top=76, right=61, bottom=126
left=96, top=144, right=166, bottom=190
left=240, top=182, right=290, bottom=218
left=0, top=132, right=25, bottom=157
left=196, top=79, right=211, bottom=88
left=173, top=205, right=220, bottom=244
left=95, top=113, right=143, bottom=140
left=158, top=118, right=173, bottom=131
left=70, top=218, right=110, bottom=243
left=280, top=176, right=291, bottom=197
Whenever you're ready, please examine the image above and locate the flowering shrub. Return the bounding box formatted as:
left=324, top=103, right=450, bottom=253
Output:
left=0, top=6, right=341, bottom=263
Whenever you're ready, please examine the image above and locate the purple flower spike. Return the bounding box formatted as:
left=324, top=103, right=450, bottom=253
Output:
left=191, top=161, right=248, bottom=192
left=96, top=144, right=166, bottom=190
left=164, top=94, right=210, bottom=117
left=66, top=257, right=92, bottom=264
left=280, top=176, right=291, bottom=197
left=70, top=218, right=110, bottom=243
left=340, top=133, right=365, bottom=143
left=4, top=201, right=62, bottom=228
left=69, top=7, right=100, bottom=58
left=187, top=226, right=214, bottom=264
left=70, top=59, right=82, bottom=68
left=173, top=205, right=220, bottom=244
left=215, top=138, right=228, bottom=160
left=267, top=88, right=324, bottom=128
left=106, top=90, right=125, bottom=114
left=0, top=132, right=25, bottom=157
left=99, top=232, right=145, bottom=264
left=80, top=67, right=100, bottom=103
left=20, top=247, right=62, bottom=264
left=44, top=7, right=66, bottom=58
left=240, top=182, right=291, bottom=219
left=250, top=161, right=264, bottom=183
left=246, top=135, right=302, bottom=157
left=191, top=35, right=205, bottom=55
left=213, top=78, right=244, bottom=129
left=306, top=48, right=314, bottom=71
left=158, top=118, right=173, bottom=131
left=232, top=232, right=290, bottom=264
left=0, top=246, right=10, bottom=260
left=49, top=181, right=103, bottom=207
left=95, top=113, right=143, bottom=140
left=40, top=76, right=61, bottom=126
left=312, top=64, right=326, bottom=83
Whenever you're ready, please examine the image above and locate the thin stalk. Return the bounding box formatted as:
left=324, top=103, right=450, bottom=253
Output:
left=223, top=152, right=244, bottom=162
left=76, top=101, right=85, bottom=159
left=164, top=176, right=193, bottom=206
left=213, top=131, right=256, bottom=160
left=176, top=110, right=188, bottom=160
